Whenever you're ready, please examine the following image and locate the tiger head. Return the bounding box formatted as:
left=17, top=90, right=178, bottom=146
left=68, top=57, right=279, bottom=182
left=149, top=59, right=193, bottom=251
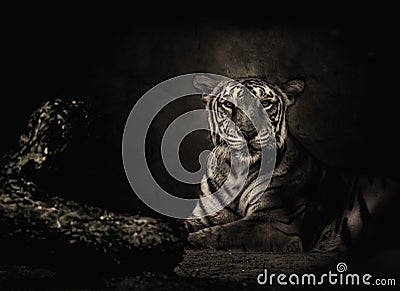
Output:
left=193, top=74, right=305, bottom=163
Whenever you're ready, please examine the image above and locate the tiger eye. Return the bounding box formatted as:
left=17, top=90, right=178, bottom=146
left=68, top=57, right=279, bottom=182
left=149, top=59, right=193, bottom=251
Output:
left=261, top=100, right=269, bottom=106
left=223, top=101, right=235, bottom=108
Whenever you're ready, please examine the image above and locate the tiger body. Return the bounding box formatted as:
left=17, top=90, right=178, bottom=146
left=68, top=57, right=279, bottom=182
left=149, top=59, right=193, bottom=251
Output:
left=186, top=75, right=397, bottom=252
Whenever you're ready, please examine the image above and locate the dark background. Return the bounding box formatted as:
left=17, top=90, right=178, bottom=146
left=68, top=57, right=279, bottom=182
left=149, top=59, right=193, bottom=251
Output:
left=3, top=12, right=399, bottom=215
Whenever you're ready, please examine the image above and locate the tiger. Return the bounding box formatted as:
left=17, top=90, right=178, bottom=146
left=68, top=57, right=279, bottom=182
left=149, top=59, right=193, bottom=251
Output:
left=184, top=74, right=398, bottom=252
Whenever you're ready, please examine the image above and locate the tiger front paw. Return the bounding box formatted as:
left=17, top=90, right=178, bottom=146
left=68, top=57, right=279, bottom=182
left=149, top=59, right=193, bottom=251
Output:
left=187, top=227, right=225, bottom=250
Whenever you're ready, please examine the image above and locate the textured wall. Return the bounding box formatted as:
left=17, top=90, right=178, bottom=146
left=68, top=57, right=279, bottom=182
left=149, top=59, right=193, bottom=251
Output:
left=3, top=22, right=398, bottom=213
left=97, top=24, right=397, bottom=171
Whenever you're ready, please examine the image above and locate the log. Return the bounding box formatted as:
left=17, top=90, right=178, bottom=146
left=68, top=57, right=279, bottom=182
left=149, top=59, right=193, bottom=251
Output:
left=0, top=99, right=187, bottom=275
left=0, top=183, right=187, bottom=275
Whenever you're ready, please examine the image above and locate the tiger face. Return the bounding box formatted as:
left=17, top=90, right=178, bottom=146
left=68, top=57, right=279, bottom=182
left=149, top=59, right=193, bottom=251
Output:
left=193, top=75, right=305, bottom=163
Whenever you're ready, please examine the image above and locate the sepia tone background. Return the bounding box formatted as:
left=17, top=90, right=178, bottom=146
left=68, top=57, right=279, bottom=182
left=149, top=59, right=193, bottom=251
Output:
left=2, top=10, right=399, bottom=289
left=3, top=17, right=399, bottom=215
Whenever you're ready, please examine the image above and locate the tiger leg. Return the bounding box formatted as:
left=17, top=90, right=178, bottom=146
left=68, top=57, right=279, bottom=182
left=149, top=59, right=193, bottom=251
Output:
left=184, top=203, right=241, bottom=233
left=187, top=218, right=303, bottom=252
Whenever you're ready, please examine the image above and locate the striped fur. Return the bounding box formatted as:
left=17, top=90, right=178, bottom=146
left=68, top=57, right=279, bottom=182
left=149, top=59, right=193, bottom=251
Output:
left=185, top=75, right=398, bottom=252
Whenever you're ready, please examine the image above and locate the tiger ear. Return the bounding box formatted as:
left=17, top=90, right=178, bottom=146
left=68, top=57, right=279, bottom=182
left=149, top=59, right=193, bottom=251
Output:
left=281, top=77, right=306, bottom=105
left=193, top=74, right=221, bottom=103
